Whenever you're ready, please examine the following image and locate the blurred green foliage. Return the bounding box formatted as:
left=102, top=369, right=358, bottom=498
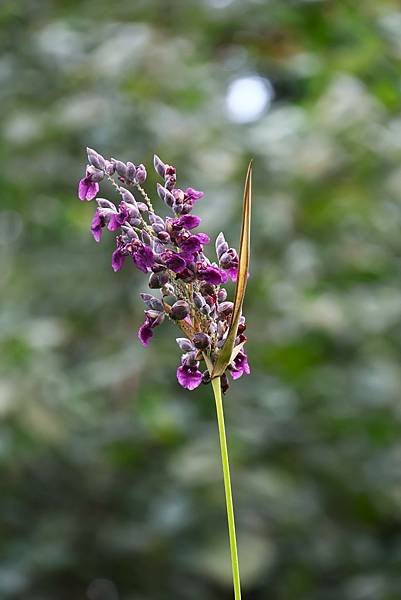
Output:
left=1, top=1, right=401, bottom=598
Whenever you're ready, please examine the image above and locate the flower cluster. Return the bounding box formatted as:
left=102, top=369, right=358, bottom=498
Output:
left=77, top=148, right=250, bottom=392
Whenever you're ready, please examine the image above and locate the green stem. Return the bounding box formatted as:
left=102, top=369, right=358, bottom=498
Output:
left=211, top=376, right=242, bottom=600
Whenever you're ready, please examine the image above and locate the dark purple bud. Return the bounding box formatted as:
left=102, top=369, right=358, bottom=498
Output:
left=176, top=338, right=194, bottom=352
left=221, top=373, right=230, bottom=394
left=87, top=147, right=106, bottom=171
left=200, top=282, right=215, bottom=296
left=170, top=300, right=189, bottom=320
left=193, top=292, right=205, bottom=309
left=202, top=370, right=211, bottom=385
left=154, top=154, right=166, bottom=178
left=135, top=164, right=147, bottom=184
left=148, top=271, right=169, bottom=289
left=126, top=161, right=137, bottom=181
left=165, top=174, right=176, bottom=191
left=157, top=231, right=170, bottom=242
left=193, top=332, right=210, bottom=350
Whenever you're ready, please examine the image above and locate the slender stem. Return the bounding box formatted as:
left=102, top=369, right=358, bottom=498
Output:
left=211, top=376, right=242, bottom=600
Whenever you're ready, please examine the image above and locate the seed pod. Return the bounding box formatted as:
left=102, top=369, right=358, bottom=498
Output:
left=193, top=332, right=210, bottom=350
left=170, top=300, right=189, bottom=320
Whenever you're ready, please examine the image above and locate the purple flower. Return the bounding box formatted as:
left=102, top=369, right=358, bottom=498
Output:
left=171, top=215, right=201, bottom=230
left=185, top=188, right=204, bottom=202
left=132, top=244, right=155, bottom=273
left=91, top=210, right=105, bottom=242
left=112, top=248, right=126, bottom=272
left=162, top=250, right=187, bottom=273
left=198, top=264, right=227, bottom=285
left=107, top=203, right=131, bottom=232
left=229, top=351, right=250, bottom=380
left=138, top=319, right=154, bottom=346
left=138, top=311, right=164, bottom=346
left=177, top=363, right=203, bottom=390
left=78, top=170, right=100, bottom=201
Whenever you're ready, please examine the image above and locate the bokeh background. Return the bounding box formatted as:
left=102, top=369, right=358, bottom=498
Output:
left=1, top=1, right=401, bottom=599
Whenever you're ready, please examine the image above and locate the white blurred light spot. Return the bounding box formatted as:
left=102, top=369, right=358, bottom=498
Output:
left=226, top=76, right=273, bottom=123
left=207, top=0, right=234, bottom=8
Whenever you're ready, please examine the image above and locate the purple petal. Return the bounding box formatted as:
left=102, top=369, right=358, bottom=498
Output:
left=78, top=178, right=89, bottom=201
left=185, top=187, right=204, bottom=201
left=85, top=180, right=99, bottom=201
left=163, top=252, right=187, bottom=273
left=177, top=365, right=203, bottom=390
left=194, top=232, right=210, bottom=245
left=175, top=215, right=201, bottom=230
left=132, top=244, right=155, bottom=273
left=91, top=211, right=104, bottom=242
left=112, top=249, right=126, bottom=272
left=180, top=235, right=201, bottom=254
left=138, top=321, right=153, bottom=346
left=198, top=265, right=226, bottom=285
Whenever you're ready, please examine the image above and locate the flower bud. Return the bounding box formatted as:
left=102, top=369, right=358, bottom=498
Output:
left=119, top=187, right=137, bottom=205
left=87, top=148, right=106, bottom=171
left=215, top=232, right=229, bottom=260
left=148, top=271, right=169, bottom=289
left=157, top=231, right=170, bottom=242
left=217, top=289, right=227, bottom=302
left=113, top=160, right=128, bottom=179
left=140, top=293, right=164, bottom=311
left=154, top=154, right=166, bottom=178
left=193, top=292, right=205, bottom=309
left=162, top=283, right=175, bottom=296
left=193, top=332, right=210, bottom=350
left=202, top=370, right=211, bottom=385
left=218, top=301, right=234, bottom=316
left=135, top=164, right=147, bottom=184
left=157, top=183, right=175, bottom=208
left=137, top=202, right=148, bottom=213
left=126, top=161, right=136, bottom=181
left=141, top=231, right=152, bottom=245
left=170, top=300, right=189, bottom=320
left=96, top=198, right=116, bottom=210
left=87, top=165, right=104, bottom=182
left=176, top=338, right=194, bottom=352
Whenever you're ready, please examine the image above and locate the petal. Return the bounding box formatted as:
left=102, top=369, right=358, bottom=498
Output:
left=176, top=365, right=203, bottom=390
left=78, top=178, right=89, bottom=201
left=138, top=322, right=153, bottom=346
left=85, top=181, right=100, bottom=200
left=112, top=249, right=125, bottom=272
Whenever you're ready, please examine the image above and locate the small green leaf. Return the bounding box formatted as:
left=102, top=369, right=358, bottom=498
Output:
left=212, top=160, right=252, bottom=379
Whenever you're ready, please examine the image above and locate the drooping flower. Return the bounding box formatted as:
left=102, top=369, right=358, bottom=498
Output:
left=177, top=362, right=203, bottom=390
left=78, top=168, right=100, bottom=201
